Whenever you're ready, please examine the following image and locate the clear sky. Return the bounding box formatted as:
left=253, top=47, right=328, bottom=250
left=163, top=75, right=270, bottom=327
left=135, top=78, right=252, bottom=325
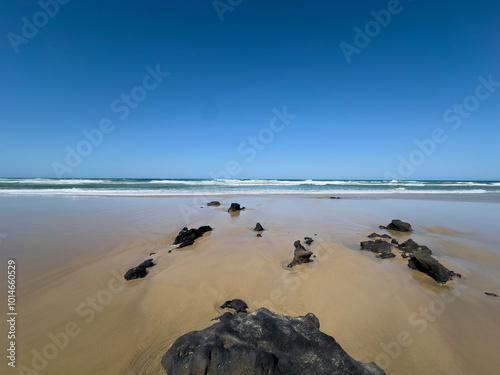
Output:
left=1, top=0, right=499, bottom=180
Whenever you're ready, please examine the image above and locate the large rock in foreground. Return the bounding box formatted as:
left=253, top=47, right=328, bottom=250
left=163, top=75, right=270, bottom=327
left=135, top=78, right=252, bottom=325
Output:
left=162, top=308, right=385, bottom=375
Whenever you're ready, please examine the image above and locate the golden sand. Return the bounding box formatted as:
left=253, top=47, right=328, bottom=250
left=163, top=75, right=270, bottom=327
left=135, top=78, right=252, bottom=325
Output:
left=1, top=196, right=499, bottom=374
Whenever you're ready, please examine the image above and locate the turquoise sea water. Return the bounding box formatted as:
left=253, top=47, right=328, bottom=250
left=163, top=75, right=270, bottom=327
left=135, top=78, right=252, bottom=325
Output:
left=0, top=178, right=499, bottom=196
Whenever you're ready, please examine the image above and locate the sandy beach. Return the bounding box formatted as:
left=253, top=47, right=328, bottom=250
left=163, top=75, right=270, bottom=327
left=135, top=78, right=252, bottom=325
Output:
left=1, top=195, right=500, bottom=375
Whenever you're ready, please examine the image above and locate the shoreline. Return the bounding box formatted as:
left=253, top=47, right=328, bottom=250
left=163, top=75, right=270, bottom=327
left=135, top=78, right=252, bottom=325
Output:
left=1, top=192, right=500, bottom=203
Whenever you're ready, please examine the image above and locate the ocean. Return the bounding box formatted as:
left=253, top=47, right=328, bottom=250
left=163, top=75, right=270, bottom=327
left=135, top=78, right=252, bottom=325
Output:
left=0, top=178, right=499, bottom=196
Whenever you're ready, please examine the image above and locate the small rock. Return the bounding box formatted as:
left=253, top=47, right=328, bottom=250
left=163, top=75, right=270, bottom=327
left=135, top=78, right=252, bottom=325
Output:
left=173, top=226, right=213, bottom=248
left=485, top=292, right=499, bottom=297
left=257, top=234, right=262, bottom=237
left=398, top=239, right=432, bottom=256
left=220, top=299, right=248, bottom=313
left=304, top=237, right=314, bottom=245
left=228, top=203, right=244, bottom=212
left=211, top=312, right=233, bottom=321
left=408, top=250, right=460, bottom=284
left=137, top=259, right=155, bottom=268
left=124, top=258, right=155, bottom=280
left=124, top=266, right=148, bottom=280
left=377, top=252, right=396, bottom=259
left=380, top=219, right=412, bottom=232
left=360, top=240, right=393, bottom=254
left=288, top=240, right=313, bottom=267
left=207, top=201, right=220, bottom=207
left=254, top=222, right=265, bottom=231
left=367, top=233, right=391, bottom=239
left=329, top=196, right=341, bottom=199
left=391, top=239, right=399, bottom=245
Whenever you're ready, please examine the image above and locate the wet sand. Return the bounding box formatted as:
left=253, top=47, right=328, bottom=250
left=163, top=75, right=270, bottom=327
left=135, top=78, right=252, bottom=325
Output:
left=1, top=195, right=500, bottom=374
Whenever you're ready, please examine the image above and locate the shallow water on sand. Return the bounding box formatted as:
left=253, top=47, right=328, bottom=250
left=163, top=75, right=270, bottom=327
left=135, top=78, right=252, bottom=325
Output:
left=1, top=196, right=499, bottom=375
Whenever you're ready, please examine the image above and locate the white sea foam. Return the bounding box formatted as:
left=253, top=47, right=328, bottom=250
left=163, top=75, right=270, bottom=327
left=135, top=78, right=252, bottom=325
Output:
left=0, top=188, right=495, bottom=197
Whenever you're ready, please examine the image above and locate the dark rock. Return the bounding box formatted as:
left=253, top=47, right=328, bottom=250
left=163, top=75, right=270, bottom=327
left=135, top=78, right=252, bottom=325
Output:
left=398, top=239, right=432, bottom=256
left=407, top=250, right=460, bottom=284
left=376, top=252, right=396, bottom=259
left=304, top=237, right=314, bottom=245
left=207, top=201, right=220, bottom=206
left=485, top=292, right=499, bottom=297
left=124, top=266, right=148, bottom=280
left=220, top=299, right=248, bottom=313
left=360, top=240, right=393, bottom=254
left=254, top=222, right=265, bottom=231
left=168, top=250, right=172, bottom=253
left=288, top=240, right=313, bottom=267
left=124, top=258, right=156, bottom=280
left=391, top=239, right=399, bottom=245
left=449, top=270, right=462, bottom=278
left=137, top=258, right=155, bottom=268
left=329, top=196, right=341, bottom=199
left=228, top=203, right=244, bottom=212
left=257, top=234, right=262, bottom=237
left=162, top=308, right=385, bottom=375
left=211, top=312, right=233, bottom=321
left=367, top=233, right=391, bottom=239
left=173, top=226, right=212, bottom=248
left=381, top=219, right=412, bottom=232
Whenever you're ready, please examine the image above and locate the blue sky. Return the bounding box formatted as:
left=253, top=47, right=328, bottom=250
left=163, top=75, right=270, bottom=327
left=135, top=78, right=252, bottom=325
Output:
left=1, top=0, right=499, bottom=180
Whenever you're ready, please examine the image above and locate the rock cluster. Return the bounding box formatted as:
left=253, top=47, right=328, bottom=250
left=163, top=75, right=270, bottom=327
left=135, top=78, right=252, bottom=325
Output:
left=360, top=222, right=461, bottom=284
